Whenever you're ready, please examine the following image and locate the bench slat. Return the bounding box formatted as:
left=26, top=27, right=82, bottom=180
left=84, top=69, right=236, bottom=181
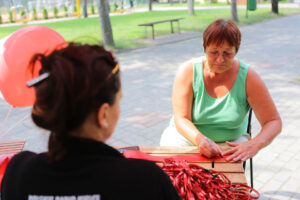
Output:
left=139, top=18, right=184, bottom=26
left=0, top=139, right=26, bottom=155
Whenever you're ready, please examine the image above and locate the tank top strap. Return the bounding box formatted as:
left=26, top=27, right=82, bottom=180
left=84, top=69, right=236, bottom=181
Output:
left=231, top=60, right=249, bottom=101
left=192, top=57, right=205, bottom=95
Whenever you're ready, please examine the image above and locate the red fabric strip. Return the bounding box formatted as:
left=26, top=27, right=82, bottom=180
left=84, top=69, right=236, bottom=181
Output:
left=123, top=150, right=228, bottom=162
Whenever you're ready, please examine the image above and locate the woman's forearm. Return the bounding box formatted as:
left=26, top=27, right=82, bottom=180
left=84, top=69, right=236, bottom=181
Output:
left=252, top=118, right=282, bottom=150
left=174, top=116, right=204, bottom=146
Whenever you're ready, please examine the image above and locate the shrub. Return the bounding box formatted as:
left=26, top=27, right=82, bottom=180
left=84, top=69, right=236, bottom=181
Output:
left=0, top=15, right=2, bottom=24
left=9, top=11, right=14, bottom=23
left=204, top=0, right=218, bottom=3
left=113, top=2, right=118, bottom=11
left=91, top=4, right=95, bottom=14
left=53, top=6, right=58, bottom=18
left=42, top=8, right=48, bottom=19
left=73, top=5, right=77, bottom=13
left=20, top=9, right=26, bottom=17
left=64, top=5, right=68, bottom=17
left=32, top=7, right=37, bottom=20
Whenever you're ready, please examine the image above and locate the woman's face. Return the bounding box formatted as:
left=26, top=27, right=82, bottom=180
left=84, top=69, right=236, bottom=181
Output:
left=205, top=40, right=236, bottom=74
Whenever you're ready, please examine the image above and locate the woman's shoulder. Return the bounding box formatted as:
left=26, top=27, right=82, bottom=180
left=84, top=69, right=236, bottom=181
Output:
left=176, top=57, right=204, bottom=79
left=238, top=59, right=250, bottom=70
left=5, top=151, right=39, bottom=172
left=122, top=158, right=171, bottom=182
left=9, top=151, right=37, bottom=163
left=124, top=158, right=165, bottom=173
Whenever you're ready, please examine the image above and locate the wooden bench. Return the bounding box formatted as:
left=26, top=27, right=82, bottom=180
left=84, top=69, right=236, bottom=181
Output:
left=0, top=139, right=26, bottom=155
left=139, top=18, right=184, bottom=40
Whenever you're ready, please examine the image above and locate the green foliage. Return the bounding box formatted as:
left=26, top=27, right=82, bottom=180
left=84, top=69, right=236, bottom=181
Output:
left=113, top=2, right=118, bottom=11
left=53, top=6, right=59, bottom=18
left=20, top=9, right=26, bottom=17
left=42, top=8, right=48, bottom=19
left=204, top=0, right=218, bottom=4
left=9, top=11, right=14, bottom=23
left=64, top=5, right=68, bottom=17
left=73, top=5, right=77, bottom=13
left=0, top=15, right=2, bottom=24
left=121, top=0, right=124, bottom=9
left=90, top=4, right=95, bottom=14
left=32, top=7, right=38, bottom=20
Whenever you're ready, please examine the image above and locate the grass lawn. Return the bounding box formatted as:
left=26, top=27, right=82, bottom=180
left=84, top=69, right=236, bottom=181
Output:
left=0, top=7, right=300, bottom=49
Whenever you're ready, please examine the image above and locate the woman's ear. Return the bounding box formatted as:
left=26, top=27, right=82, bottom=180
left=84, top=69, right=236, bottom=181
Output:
left=96, top=103, right=110, bottom=129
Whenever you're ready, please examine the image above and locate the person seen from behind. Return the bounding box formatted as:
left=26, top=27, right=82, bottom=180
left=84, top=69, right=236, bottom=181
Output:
left=1, top=43, right=180, bottom=200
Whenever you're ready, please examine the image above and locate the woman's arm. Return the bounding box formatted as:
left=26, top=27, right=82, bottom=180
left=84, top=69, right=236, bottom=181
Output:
left=223, top=68, right=282, bottom=162
left=173, top=60, right=221, bottom=158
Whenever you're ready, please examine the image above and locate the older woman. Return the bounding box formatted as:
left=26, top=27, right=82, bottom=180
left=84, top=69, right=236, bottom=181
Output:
left=1, top=43, right=180, bottom=200
left=160, top=19, right=282, bottom=162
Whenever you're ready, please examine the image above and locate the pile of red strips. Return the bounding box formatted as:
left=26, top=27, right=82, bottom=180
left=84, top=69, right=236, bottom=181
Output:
left=161, top=158, right=260, bottom=200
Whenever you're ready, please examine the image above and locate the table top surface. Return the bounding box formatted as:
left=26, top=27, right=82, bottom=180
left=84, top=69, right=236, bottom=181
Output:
left=116, top=144, right=247, bottom=185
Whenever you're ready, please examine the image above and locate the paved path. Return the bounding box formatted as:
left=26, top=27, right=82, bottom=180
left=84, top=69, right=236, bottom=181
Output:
left=1, top=14, right=300, bottom=199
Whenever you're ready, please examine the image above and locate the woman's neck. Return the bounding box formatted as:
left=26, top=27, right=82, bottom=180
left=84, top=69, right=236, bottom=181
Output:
left=70, top=116, right=107, bottom=142
left=204, top=61, right=234, bottom=84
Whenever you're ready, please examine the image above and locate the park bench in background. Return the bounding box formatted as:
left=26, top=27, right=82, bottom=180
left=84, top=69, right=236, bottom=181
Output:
left=139, top=18, right=184, bottom=39
left=0, top=139, right=26, bottom=155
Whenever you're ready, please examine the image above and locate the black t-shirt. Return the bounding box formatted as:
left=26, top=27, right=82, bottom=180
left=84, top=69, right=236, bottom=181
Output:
left=1, top=137, right=180, bottom=200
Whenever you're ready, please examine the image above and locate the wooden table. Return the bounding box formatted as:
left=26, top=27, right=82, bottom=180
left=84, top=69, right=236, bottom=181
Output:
left=117, top=143, right=247, bottom=185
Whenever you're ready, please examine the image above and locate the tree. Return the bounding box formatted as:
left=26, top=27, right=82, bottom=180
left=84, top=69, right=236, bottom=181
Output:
left=83, top=0, right=88, bottom=18
left=231, top=0, right=238, bottom=22
left=148, top=0, right=152, bottom=11
left=271, top=0, right=278, bottom=14
left=97, top=0, right=115, bottom=48
left=188, top=0, right=194, bottom=15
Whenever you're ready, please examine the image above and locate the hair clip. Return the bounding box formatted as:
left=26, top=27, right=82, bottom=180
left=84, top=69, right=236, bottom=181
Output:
left=112, top=63, right=119, bottom=74
left=26, top=72, right=50, bottom=88
left=105, top=63, right=119, bottom=81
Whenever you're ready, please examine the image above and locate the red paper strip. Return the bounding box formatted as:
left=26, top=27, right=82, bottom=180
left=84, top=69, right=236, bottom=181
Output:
left=123, top=150, right=228, bottom=162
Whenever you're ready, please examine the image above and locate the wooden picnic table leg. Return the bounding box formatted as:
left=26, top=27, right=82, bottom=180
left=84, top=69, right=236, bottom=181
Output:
left=144, top=26, right=147, bottom=38
left=170, top=21, right=174, bottom=33
left=177, top=20, right=181, bottom=33
left=151, top=25, right=155, bottom=39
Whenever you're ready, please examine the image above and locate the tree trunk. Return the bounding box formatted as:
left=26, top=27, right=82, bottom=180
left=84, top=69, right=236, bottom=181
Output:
left=83, top=0, right=88, bottom=18
left=231, top=0, right=239, bottom=22
left=9, top=0, right=13, bottom=7
left=271, top=0, right=278, bottom=14
left=97, top=0, right=115, bottom=48
left=148, top=0, right=152, bottom=11
left=188, top=0, right=194, bottom=16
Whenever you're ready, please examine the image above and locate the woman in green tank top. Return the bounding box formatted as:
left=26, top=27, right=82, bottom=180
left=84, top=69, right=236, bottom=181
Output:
left=160, top=19, right=282, bottom=162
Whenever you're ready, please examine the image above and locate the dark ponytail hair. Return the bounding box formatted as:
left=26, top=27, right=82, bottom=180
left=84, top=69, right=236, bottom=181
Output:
left=29, top=43, right=120, bottom=161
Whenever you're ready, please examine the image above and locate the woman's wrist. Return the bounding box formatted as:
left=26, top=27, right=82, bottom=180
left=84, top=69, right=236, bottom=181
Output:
left=250, top=137, right=264, bottom=151
left=195, top=134, right=205, bottom=147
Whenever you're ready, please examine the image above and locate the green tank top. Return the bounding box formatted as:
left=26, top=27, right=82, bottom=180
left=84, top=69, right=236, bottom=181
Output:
left=192, top=57, right=250, bottom=142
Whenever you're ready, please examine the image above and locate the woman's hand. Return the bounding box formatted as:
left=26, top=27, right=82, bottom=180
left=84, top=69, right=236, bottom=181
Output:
left=223, top=140, right=261, bottom=162
left=198, top=137, right=222, bottom=158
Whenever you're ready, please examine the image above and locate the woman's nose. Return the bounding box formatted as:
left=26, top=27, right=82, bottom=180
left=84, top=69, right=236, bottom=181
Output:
left=216, top=53, right=225, bottom=62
